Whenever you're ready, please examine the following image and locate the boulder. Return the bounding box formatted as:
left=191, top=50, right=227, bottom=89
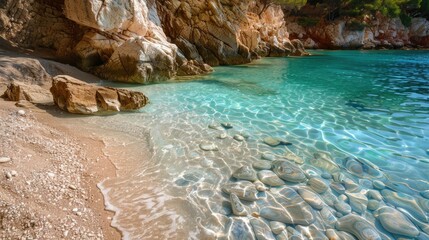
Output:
left=3, top=81, right=52, bottom=104
left=50, top=75, right=148, bottom=114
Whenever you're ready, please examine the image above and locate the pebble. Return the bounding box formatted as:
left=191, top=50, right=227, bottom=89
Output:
left=338, top=194, right=348, bottom=202
left=217, top=133, right=227, bottom=139
left=330, top=182, right=346, bottom=194
left=346, top=192, right=368, bottom=214
left=17, top=109, right=26, bottom=116
left=10, top=170, right=17, bottom=177
left=263, top=137, right=291, bottom=147
left=233, top=134, right=244, bottom=141
left=335, top=214, right=381, bottom=240
left=367, top=200, right=380, bottom=211
left=47, top=172, right=56, bottom=178
left=372, top=180, right=385, bottom=190
left=332, top=172, right=345, bottom=183
left=272, top=160, right=307, bottom=183
left=421, top=190, right=429, bottom=199
left=250, top=218, right=276, bottom=240
left=199, top=143, right=219, bottom=151
left=297, top=188, right=324, bottom=210
left=321, top=172, right=332, bottom=179
left=334, top=201, right=351, bottom=215
left=257, top=170, right=285, bottom=187
left=226, top=218, right=255, bottom=240
left=254, top=180, right=267, bottom=192
left=221, top=122, right=233, bottom=129
left=342, top=178, right=360, bottom=192
left=344, top=157, right=364, bottom=175
left=367, top=189, right=383, bottom=201
left=307, top=177, right=329, bottom=194
left=208, top=123, right=223, bottom=130
left=269, top=221, right=286, bottom=235
left=232, top=166, right=257, bottom=181
left=276, top=230, right=288, bottom=240
left=0, top=157, right=11, bottom=163
left=326, top=229, right=341, bottom=240
left=284, top=151, right=304, bottom=164
left=69, top=185, right=77, bottom=190
left=296, top=225, right=328, bottom=240
left=261, top=153, right=276, bottom=161
left=376, top=206, right=419, bottom=237
left=312, top=152, right=340, bottom=173
left=222, top=181, right=259, bottom=201
left=381, top=189, right=428, bottom=222
left=320, top=207, right=337, bottom=227
left=260, top=202, right=315, bottom=225
left=5, top=172, right=12, bottom=179
left=230, top=193, right=247, bottom=216
left=252, top=160, right=272, bottom=170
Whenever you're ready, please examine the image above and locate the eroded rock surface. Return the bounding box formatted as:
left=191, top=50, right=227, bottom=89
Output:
left=50, top=75, right=148, bottom=114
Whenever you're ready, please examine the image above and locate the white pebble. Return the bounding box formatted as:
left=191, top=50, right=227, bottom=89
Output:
left=17, top=110, right=26, bottom=116
left=10, top=170, right=17, bottom=176
left=0, top=157, right=11, bottom=163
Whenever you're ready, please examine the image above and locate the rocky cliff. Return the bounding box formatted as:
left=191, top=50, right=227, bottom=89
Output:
left=0, top=0, right=306, bottom=84
left=286, top=13, right=429, bottom=49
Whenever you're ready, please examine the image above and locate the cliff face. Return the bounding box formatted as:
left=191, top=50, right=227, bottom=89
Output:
left=0, top=0, right=306, bottom=83
left=287, top=14, right=429, bottom=49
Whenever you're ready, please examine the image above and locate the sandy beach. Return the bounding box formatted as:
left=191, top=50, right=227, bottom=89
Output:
left=0, top=99, right=121, bottom=239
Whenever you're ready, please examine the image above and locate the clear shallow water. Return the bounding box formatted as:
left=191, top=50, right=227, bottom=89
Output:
left=92, top=51, right=429, bottom=239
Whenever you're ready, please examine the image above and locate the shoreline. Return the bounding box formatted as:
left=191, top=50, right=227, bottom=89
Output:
left=0, top=99, right=121, bottom=239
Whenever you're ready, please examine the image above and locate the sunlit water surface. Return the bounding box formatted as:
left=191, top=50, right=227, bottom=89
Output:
left=84, top=51, right=428, bottom=239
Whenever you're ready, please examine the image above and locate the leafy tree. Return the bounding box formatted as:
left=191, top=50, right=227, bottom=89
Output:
left=259, top=0, right=307, bottom=15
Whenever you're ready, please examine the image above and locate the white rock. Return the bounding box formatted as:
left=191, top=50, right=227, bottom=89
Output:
left=0, top=157, right=11, bottom=163
left=17, top=109, right=26, bottom=116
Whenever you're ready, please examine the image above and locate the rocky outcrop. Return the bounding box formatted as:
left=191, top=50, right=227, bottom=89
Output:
left=287, top=14, right=429, bottom=49
left=50, top=75, right=148, bottom=114
left=0, top=0, right=307, bottom=84
left=2, top=81, right=52, bottom=104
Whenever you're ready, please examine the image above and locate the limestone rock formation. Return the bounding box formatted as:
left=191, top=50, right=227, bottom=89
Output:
left=0, top=0, right=308, bottom=83
left=50, top=75, right=148, bottom=114
left=287, top=14, right=429, bottom=49
left=3, top=81, right=52, bottom=104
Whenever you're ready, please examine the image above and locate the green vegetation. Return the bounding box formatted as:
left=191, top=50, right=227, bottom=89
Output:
left=297, top=17, right=320, bottom=26
left=264, top=0, right=429, bottom=21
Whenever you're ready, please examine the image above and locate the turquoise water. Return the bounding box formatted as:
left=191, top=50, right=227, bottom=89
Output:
left=96, top=51, right=429, bottom=239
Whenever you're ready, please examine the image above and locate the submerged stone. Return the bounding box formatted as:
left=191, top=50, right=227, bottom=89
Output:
left=258, top=170, right=285, bottom=187
left=367, top=190, right=383, bottom=201
left=311, top=152, right=340, bottom=173
left=372, top=180, right=385, bottom=190
left=230, top=193, right=247, bottom=216
left=261, top=153, right=276, bottom=161
left=254, top=180, right=267, bottom=192
left=381, top=189, right=428, bottom=222
left=226, top=218, right=255, bottom=240
left=376, top=206, right=419, bottom=237
left=336, top=214, right=381, bottom=240
left=297, top=188, right=324, bottom=210
left=346, top=192, right=368, bottom=214
left=272, top=160, right=307, bottom=183
left=326, top=229, right=341, bottom=240
left=320, top=207, right=337, bottom=227
left=276, top=230, right=288, bottom=240
left=263, top=137, right=291, bottom=147
left=269, top=221, right=286, bottom=235
left=217, top=132, right=228, bottom=139
left=367, top=200, right=380, bottom=211
left=233, top=166, right=258, bottom=181
left=330, top=182, right=346, bottom=194
left=222, top=181, right=259, bottom=201
left=252, top=160, right=272, bottom=170
left=334, top=201, right=352, bottom=215
left=260, top=202, right=315, bottom=225
left=209, top=123, right=223, bottom=130
left=250, top=218, right=276, bottom=240
left=421, top=190, right=429, bottom=199
left=344, top=157, right=364, bottom=175
left=221, top=122, right=233, bottom=129
left=296, top=225, right=328, bottom=240
left=284, top=151, right=304, bottom=164
left=199, top=143, right=219, bottom=151
left=307, top=177, right=329, bottom=194
left=233, top=134, right=245, bottom=141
